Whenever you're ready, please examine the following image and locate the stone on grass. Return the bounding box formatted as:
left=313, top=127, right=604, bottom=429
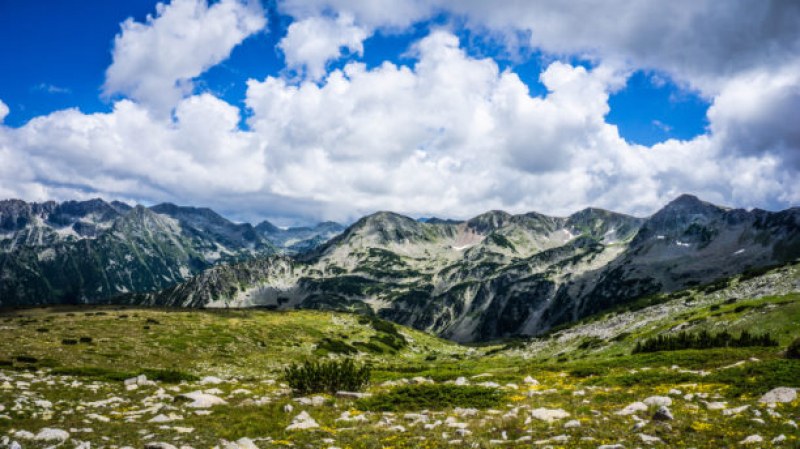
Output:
left=723, top=405, right=749, bottom=416
left=10, top=441, right=21, bottom=449
left=531, top=408, right=570, bottom=422
left=643, top=396, right=672, bottom=407
left=144, top=443, right=178, bottom=449
left=12, top=431, right=34, bottom=440
left=34, top=428, right=70, bottom=442
left=739, top=435, right=763, bottom=445
left=286, top=411, right=319, bottom=431
left=199, top=376, right=224, bottom=385
left=598, top=445, right=625, bottom=449
left=178, top=391, right=227, bottom=408
left=617, top=402, right=648, bottom=416
left=523, top=376, right=539, bottom=385
left=639, top=434, right=662, bottom=444
left=652, top=406, right=673, bottom=421
left=758, top=387, right=796, bottom=404
left=772, top=434, right=787, bottom=444
left=335, top=391, right=371, bottom=399
left=564, top=420, right=581, bottom=429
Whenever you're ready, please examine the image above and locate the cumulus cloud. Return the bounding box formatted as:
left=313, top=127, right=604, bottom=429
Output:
left=0, top=100, right=8, bottom=123
left=280, top=13, right=368, bottom=80
left=1, top=1, right=799, bottom=223
left=104, top=0, right=266, bottom=115
left=277, top=0, right=800, bottom=94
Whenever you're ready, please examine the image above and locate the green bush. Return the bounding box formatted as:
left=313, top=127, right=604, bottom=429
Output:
left=284, top=359, right=371, bottom=394
left=62, top=338, right=78, bottom=345
left=358, top=384, right=506, bottom=411
left=633, top=330, right=778, bottom=354
left=787, top=338, right=800, bottom=359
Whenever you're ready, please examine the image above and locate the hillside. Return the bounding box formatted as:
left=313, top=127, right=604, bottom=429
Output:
left=125, top=195, right=800, bottom=343
left=1, top=265, right=798, bottom=448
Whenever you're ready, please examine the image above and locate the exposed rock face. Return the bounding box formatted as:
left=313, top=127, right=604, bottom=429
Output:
left=125, top=195, right=800, bottom=342
left=4, top=194, right=800, bottom=343
left=0, top=199, right=276, bottom=306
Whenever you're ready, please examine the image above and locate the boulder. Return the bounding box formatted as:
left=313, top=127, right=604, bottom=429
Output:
left=758, top=387, right=797, bottom=404
left=286, top=411, right=319, bottom=431
left=34, top=428, right=70, bottom=442
left=177, top=391, right=227, bottom=408
left=652, top=406, right=673, bottom=421
left=531, top=408, right=570, bottom=422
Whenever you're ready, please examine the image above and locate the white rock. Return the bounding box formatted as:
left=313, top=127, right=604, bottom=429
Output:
left=144, top=443, right=178, bottom=449
left=10, top=441, right=22, bottom=449
left=530, top=408, right=570, bottom=422
left=668, top=389, right=682, bottom=396
left=454, top=377, right=468, bottom=386
left=34, top=428, right=70, bottom=442
left=178, top=391, right=227, bottom=408
left=221, top=438, right=259, bottom=449
left=286, top=411, right=319, bottom=431
left=199, top=376, right=224, bottom=385
left=283, top=404, right=294, bottom=413
left=335, top=391, right=371, bottom=399
left=12, top=431, right=34, bottom=440
left=204, top=388, right=224, bottom=395
left=564, top=419, right=581, bottom=428
left=643, top=396, right=672, bottom=407
left=772, top=434, right=787, bottom=443
left=639, top=434, right=662, bottom=444
left=598, top=445, right=625, bottom=449
left=523, top=376, right=539, bottom=385
left=739, top=434, right=763, bottom=445
left=703, top=401, right=727, bottom=410
left=723, top=405, right=749, bottom=416
left=616, top=402, right=648, bottom=416
left=295, top=396, right=326, bottom=407
left=758, top=387, right=797, bottom=404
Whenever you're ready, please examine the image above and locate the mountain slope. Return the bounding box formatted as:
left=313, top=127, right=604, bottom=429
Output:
left=126, top=195, right=800, bottom=343
left=0, top=199, right=277, bottom=306
left=255, top=219, right=344, bottom=254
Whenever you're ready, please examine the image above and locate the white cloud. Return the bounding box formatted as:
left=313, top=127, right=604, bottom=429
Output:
left=0, top=100, right=8, bottom=123
left=2, top=0, right=799, bottom=224
left=104, top=0, right=266, bottom=115
left=280, top=13, right=368, bottom=80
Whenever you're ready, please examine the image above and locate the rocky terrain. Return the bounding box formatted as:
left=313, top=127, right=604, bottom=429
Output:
left=1, top=264, right=798, bottom=448
left=0, top=199, right=349, bottom=308
left=124, top=195, right=800, bottom=343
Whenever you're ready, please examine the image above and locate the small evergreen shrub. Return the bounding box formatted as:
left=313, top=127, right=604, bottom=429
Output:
left=284, top=359, right=371, bottom=394
left=633, top=330, right=778, bottom=354
left=62, top=338, right=78, bottom=345
left=14, top=355, right=38, bottom=364
left=79, top=336, right=93, bottom=343
left=786, top=338, right=800, bottom=359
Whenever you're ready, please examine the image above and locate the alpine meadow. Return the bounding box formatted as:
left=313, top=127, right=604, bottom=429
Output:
left=1, top=1, right=799, bottom=448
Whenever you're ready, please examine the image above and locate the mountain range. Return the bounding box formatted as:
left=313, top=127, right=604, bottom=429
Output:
left=2, top=194, right=798, bottom=342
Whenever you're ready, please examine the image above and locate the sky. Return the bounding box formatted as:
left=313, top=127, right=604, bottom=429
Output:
left=0, top=1, right=798, bottom=225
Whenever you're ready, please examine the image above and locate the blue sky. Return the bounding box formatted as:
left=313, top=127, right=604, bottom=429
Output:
left=0, top=0, right=797, bottom=224
left=0, top=1, right=709, bottom=145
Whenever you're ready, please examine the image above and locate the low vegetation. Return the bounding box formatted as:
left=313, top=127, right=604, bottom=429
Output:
left=284, top=359, right=371, bottom=394
left=358, top=384, right=507, bottom=411
left=633, top=330, right=779, bottom=353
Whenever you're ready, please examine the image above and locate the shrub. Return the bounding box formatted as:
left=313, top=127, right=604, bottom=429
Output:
left=787, top=338, right=800, bottom=360
left=79, top=336, right=93, bottom=344
left=358, top=385, right=506, bottom=411
left=61, top=338, right=78, bottom=345
left=284, top=359, right=370, bottom=394
left=14, top=355, right=38, bottom=364
left=633, top=330, right=779, bottom=354
left=316, top=338, right=358, bottom=355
